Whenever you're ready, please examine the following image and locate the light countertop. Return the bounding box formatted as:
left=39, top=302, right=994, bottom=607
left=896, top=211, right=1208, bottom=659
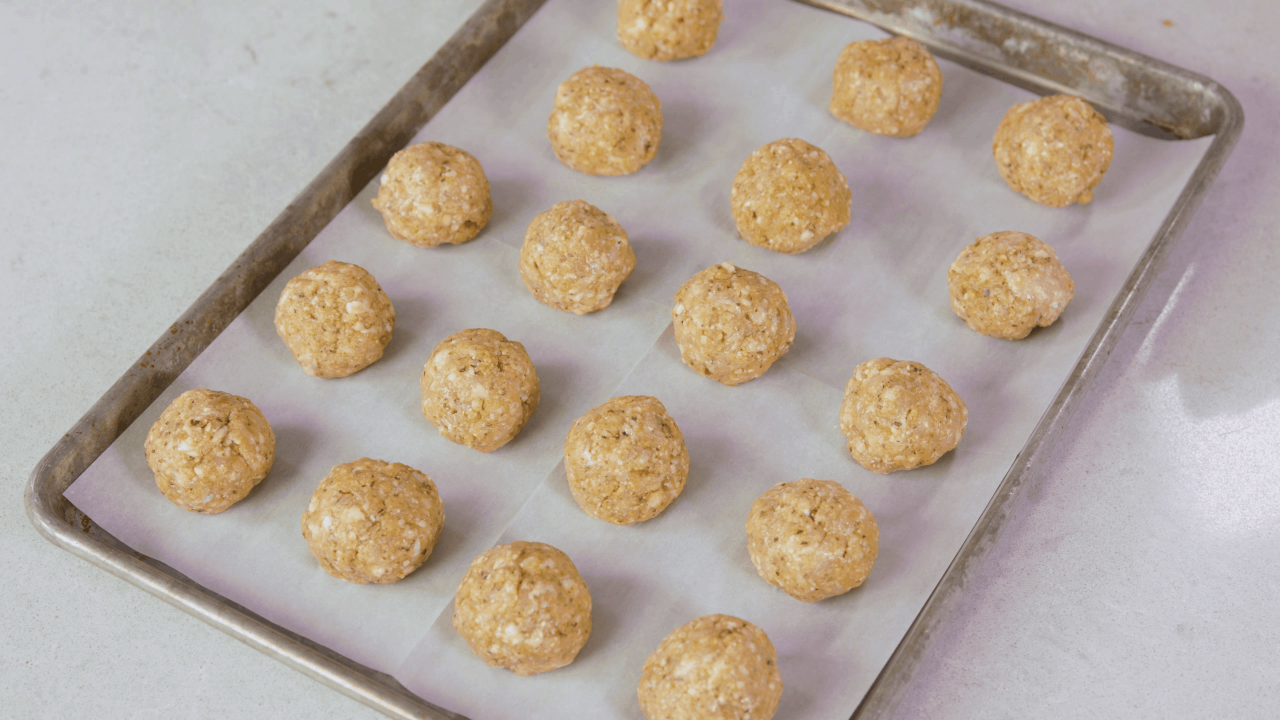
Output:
left=4, top=0, right=1277, bottom=717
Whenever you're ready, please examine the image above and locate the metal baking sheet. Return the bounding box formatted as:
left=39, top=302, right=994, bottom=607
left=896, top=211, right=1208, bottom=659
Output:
left=26, top=0, right=1241, bottom=718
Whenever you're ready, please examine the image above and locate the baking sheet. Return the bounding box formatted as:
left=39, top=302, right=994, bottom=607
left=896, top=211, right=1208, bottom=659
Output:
left=65, top=0, right=1213, bottom=717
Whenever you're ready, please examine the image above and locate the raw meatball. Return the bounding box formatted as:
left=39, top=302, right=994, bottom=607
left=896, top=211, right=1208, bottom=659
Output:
left=638, top=614, right=782, bottom=720
left=453, top=541, right=592, bottom=676
left=746, top=479, right=879, bottom=602
left=371, top=141, right=492, bottom=247
left=948, top=230, right=1075, bottom=339
left=564, top=395, right=688, bottom=525
left=274, top=260, right=395, bottom=379
left=420, top=329, right=540, bottom=453
left=672, top=262, right=796, bottom=386
left=519, top=199, right=636, bottom=315
left=840, top=358, right=967, bottom=474
left=143, top=389, right=275, bottom=514
left=617, top=0, right=724, bottom=61
left=301, top=458, right=444, bottom=584
left=830, top=36, right=944, bottom=137
left=992, top=94, right=1114, bottom=207
left=548, top=66, right=662, bottom=176
left=730, top=138, right=851, bottom=254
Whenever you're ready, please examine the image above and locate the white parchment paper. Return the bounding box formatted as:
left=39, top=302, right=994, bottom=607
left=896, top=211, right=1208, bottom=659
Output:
left=67, top=0, right=1214, bottom=716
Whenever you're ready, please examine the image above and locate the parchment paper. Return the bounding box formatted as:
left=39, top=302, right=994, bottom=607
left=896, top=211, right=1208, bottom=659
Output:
left=66, top=0, right=1214, bottom=716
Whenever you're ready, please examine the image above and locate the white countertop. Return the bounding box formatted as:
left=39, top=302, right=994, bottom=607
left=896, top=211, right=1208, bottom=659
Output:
left=4, top=1, right=1276, bottom=718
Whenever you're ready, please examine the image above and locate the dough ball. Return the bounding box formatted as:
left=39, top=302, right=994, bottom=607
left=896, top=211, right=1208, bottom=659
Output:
left=143, top=389, right=275, bottom=514
left=730, top=138, right=851, bottom=254
left=672, top=262, right=796, bottom=386
left=452, top=541, right=592, bottom=676
left=519, top=199, right=637, bottom=315
left=274, top=260, right=395, bottom=379
left=564, top=396, right=688, bottom=525
left=617, top=0, right=724, bottom=61
left=420, top=329, right=540, bottom=453
left=638, top=614, right=782, bottom=720
left=840, top=358, right=967, bottom=474
left=301, top=458, right=444, bottom=584
left=948, top=230, right=1075, bottom=339
left=548, top=66, right=662, bottom=176
left=830, top=36, right=943, bottom=137
left=370, top=142, right=492, bottom=247
left=746, top=479, right=879, bottom=602
left=992, top=94, right=1114, bottom=207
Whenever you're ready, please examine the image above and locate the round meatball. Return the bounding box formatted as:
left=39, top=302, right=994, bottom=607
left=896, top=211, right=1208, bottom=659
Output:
left=840, top=358, right=967, bottom=474
left=948, top=230, right=1075, bottom=339
left=301, top=458, right=445, bottom=584
left=370, top=142, right=492, bottom=247
left=672, top=262, right=796, bottom=386
left=420, top=329, right=540, bottom=453
left=274, top=260, right=395, bottom=379
left=143, top=389, right=275, bottom=514
left=453, top=541, right=592, bottom=676
left=746, top=479, right=879, bottom=602
left=548, top=66, right=662, bottom=176
left=564, top=396, right=688, bottom=525
left=992, top=94, right=1114, bottom=207
left=730, top=138, right=851, bottom=254
left=638, top=614, right=782, bottom=720
left=617, top=0, right=724, bottom=62
left=830, top=36, right=943, bottom=137
left=519, top=199, right=636, bottom=315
